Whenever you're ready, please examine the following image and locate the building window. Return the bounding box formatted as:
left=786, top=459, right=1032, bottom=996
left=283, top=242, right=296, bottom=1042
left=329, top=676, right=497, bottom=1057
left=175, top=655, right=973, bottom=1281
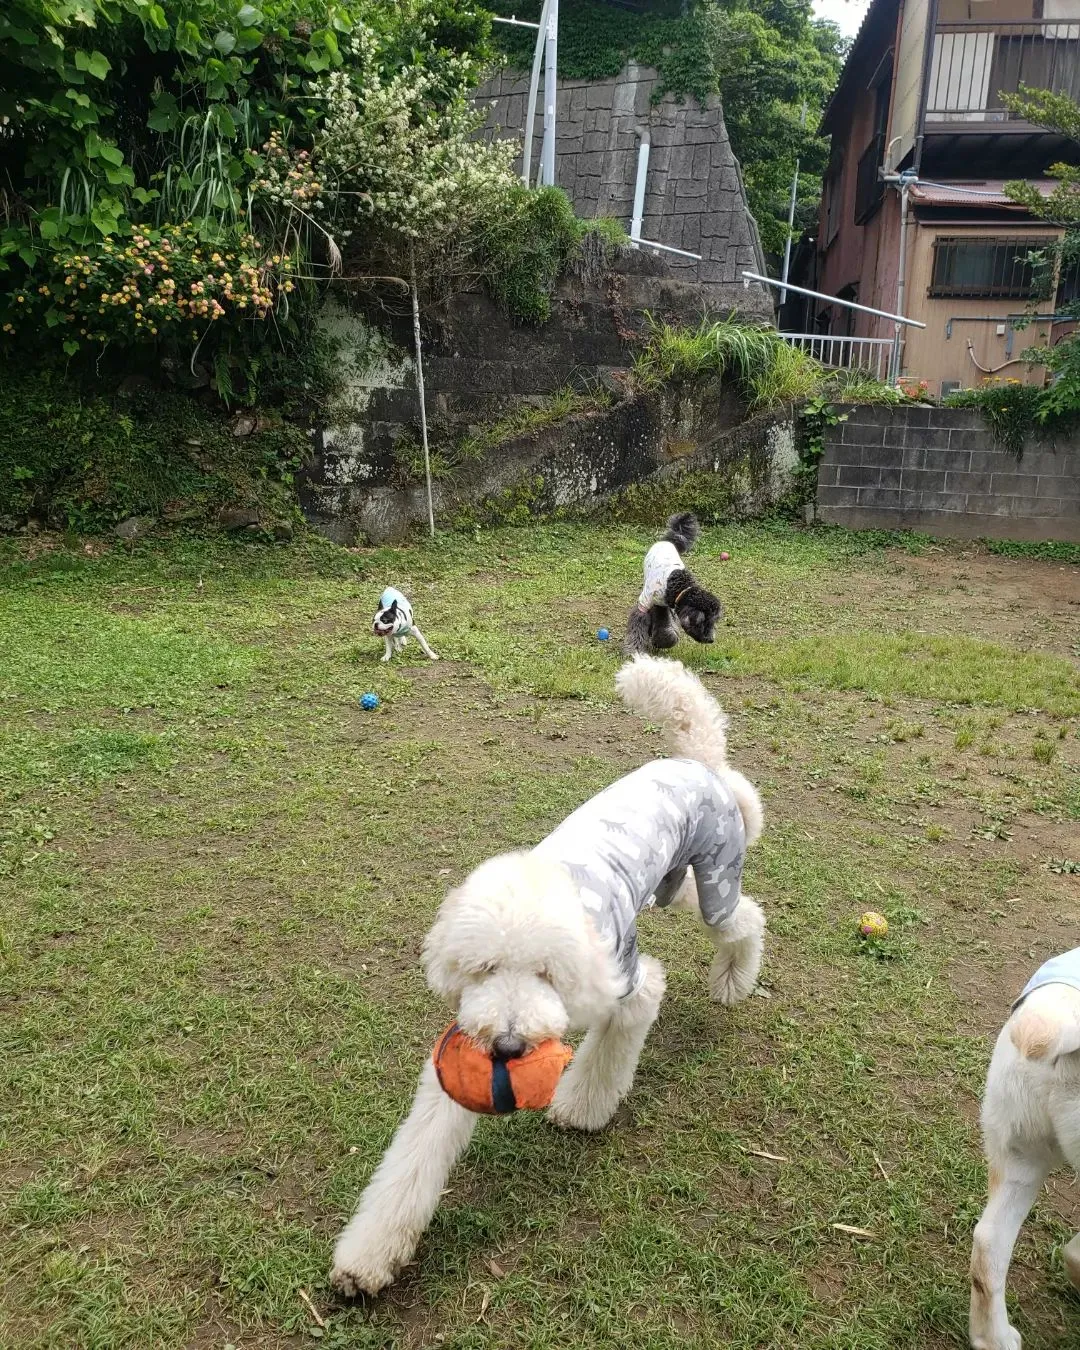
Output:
left=1056, top=253, right=1080, bottom=308
left=854, top=58, right=892, bottom=226
left=854, top=137, right=884, bottom=224
left=929, top=236, right=1049, bottom=299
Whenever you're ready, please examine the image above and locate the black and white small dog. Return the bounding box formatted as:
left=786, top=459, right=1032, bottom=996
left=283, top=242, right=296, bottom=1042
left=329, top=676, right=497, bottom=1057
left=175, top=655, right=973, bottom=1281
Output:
left=372, top=587, right=438, bottom=663
left=625, top=513, right=723, bottom=654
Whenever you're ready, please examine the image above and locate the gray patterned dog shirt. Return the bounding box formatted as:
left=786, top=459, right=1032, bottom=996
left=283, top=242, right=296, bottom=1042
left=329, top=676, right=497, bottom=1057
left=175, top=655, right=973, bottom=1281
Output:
left=532, top=758, right=746, bottom=997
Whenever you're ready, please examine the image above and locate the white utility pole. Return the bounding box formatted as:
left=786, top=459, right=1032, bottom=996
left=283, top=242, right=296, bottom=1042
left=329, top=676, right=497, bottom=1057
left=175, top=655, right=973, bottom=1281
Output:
left=540, top=0, right=559, bottom=187
left=779, top=103, right=807, bottom=307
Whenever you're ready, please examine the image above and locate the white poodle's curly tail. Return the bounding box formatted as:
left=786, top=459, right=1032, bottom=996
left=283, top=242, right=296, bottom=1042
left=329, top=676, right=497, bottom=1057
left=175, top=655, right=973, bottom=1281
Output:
left=615, top=655, right=763, bottom=846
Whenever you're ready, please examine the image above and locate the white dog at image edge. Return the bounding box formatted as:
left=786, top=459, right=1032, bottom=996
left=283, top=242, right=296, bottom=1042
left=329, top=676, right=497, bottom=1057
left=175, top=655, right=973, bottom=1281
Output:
left=970, top=950, right=1080, bottom=1350
left=330, top=655, right=766, bottom=1297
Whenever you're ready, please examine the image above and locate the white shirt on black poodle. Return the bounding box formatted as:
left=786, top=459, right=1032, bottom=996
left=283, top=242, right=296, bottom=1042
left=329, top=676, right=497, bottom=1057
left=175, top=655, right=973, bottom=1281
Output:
left=638, top=540, right=684, bottom=611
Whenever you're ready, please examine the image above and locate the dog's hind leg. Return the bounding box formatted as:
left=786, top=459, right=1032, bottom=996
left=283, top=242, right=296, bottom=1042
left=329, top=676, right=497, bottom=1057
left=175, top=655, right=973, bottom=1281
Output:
left=411, top=626, right=439, bottom=661
left=330, top=1060, right=477, bottom=1297
left=970, top=1153, right=1047, bottom=1350
left=624, top=604, right=653, bottom=655
left=548, top=955, right=666, bottom=1132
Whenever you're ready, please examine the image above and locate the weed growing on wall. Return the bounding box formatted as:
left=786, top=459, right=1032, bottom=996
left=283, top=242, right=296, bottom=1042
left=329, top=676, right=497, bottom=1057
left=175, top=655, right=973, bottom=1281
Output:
left=389, top=387, right=609, bottom=489
left=793, top=395, right=846, bottom=511
left=633, top=318, right=822, bottom=407
left=944, top=383, right=1043, bottom=458
left=479, top=189, right=627, bottom=324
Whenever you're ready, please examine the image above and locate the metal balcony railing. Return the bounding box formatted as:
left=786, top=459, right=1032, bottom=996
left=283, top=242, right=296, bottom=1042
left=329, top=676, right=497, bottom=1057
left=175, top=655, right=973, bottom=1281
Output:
left=927, top=20, right=1080, bottom=122
left=778, top=334, right=897, bottom=382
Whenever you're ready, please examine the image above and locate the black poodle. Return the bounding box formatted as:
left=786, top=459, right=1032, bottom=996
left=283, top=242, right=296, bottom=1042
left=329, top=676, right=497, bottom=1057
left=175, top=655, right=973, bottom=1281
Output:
left=625, top=512, right=723, bottom=654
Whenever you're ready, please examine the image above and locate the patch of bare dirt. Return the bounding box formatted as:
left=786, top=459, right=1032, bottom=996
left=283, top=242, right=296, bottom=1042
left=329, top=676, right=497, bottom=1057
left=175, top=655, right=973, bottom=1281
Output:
left=888, top=546, right=1080, bottom=656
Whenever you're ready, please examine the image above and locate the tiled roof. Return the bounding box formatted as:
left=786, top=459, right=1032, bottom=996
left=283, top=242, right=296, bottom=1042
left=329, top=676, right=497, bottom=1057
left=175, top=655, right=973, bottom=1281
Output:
left=908, top=179, right=1057, bottom=207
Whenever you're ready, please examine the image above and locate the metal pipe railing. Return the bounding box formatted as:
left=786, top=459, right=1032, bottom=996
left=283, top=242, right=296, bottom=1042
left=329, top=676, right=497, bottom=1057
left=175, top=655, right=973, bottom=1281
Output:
left=742, top=272, right=926, bottom=328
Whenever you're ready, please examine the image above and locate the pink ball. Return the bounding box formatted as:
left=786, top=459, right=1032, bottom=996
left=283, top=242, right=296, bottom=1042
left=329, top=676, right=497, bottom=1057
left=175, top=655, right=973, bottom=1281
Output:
left=720, top=551, right=731, bottom=562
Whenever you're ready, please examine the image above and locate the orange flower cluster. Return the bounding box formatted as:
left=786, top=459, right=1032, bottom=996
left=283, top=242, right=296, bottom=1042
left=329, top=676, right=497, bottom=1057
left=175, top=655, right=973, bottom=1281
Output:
left=4, top=223, right=277, bottom=347
left=897, top=377, right=930, bottom=401
left=256, top=130, right=324, bottom=211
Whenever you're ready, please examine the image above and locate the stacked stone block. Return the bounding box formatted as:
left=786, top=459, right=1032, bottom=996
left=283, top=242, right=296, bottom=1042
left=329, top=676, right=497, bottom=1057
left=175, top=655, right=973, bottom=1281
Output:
left=816, top=405, right=1080, bottom=542
left=474, top=64, right=767, bottom=304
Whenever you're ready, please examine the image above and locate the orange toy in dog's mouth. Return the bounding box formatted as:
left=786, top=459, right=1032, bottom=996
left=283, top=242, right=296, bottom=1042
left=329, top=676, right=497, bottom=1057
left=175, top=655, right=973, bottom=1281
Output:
left=432, top=1023, right=573, bottom=1114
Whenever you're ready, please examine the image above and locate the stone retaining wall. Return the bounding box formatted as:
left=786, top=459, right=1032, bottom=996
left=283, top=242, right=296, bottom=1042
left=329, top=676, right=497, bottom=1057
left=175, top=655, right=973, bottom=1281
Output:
left=474, top=63, right=767, bottom=305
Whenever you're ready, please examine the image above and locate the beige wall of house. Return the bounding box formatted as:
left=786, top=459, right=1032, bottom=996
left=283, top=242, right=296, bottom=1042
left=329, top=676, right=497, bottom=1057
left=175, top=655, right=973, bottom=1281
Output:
left=899, top=222, right=1064, bottom=392
left=891, top=0, right=928, bottom=164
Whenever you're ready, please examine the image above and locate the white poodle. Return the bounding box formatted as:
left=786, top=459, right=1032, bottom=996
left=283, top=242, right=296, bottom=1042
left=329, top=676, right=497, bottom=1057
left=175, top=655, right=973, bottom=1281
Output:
left=970, top=950, right=1080, bottom=1349
left=330, top=655, right=765, bottom=1297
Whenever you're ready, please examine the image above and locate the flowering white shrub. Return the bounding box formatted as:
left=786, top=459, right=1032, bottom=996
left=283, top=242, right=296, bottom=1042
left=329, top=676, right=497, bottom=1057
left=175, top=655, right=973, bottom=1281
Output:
left=313, top=23, right=520, bottom=245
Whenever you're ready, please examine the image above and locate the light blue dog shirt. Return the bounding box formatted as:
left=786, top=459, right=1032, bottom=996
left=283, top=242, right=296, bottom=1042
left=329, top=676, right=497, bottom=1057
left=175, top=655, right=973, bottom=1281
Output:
left=375, top=587, right=414, bottom=635
left=532, top=758, right=746, bottom=997
left=1013, top=947, right=1080, bottom=1010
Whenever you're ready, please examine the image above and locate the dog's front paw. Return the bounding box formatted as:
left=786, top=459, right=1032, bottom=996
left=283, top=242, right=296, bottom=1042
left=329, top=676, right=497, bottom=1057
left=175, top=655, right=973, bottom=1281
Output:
left=380, top=654, right=392, bottom=663
left=708, top=946, right=759, bottom=1005
left=548, top=1098, right=614, bottom=1132
left=547, top=1078, right=618, bottom=1133
left=970, top=1329, right=1021, bottom=1350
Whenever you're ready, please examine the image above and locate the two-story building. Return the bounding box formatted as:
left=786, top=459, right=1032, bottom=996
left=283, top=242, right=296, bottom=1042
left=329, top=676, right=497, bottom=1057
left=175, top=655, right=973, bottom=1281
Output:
left=806, top=0, right=1080, bottom=394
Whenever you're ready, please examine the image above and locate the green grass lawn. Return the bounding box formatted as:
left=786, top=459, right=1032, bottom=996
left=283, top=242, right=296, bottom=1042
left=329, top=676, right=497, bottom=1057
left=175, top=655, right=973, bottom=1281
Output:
left=1, top=521, right=1079, bottom=1350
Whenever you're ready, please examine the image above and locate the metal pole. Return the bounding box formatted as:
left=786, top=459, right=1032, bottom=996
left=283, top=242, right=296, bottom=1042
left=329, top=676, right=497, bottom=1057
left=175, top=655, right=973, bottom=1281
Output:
left=521, top=0, right=550, bottom=188
left=409, top=252, right=435, bottom=539
left=540, top=0, right=558, bottom=187
left=630, top=130, right=649, bottom=245
left=890, top=171, right=917, bottom=383
left=741, top=271, right=926, bottom=328
left=779, top=161, right=799, bottom=309
left=779, top=103, right=807, bottom=307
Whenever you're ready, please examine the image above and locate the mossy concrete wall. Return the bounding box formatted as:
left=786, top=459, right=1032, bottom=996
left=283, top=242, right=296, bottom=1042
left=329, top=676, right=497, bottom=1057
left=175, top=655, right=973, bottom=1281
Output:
left=301, top=247, right=779, bottom=543
left=303, top=361, right=796, bottom=544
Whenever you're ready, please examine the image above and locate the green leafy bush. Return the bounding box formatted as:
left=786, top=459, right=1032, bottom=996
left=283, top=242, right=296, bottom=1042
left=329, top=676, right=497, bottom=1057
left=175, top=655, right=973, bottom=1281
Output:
left=2, top=0, right=596, bottom=373
left=0, top=361, right=309, bottom=532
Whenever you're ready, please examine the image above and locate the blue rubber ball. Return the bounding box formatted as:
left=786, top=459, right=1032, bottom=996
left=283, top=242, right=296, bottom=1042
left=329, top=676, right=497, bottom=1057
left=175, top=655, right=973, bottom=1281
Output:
left=360, top=692, right=380, bottom=710
left=597, top=628, right=610, bottom=642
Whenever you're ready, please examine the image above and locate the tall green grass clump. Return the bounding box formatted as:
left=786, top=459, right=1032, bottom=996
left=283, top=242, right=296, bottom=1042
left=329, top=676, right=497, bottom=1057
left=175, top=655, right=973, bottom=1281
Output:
left=633, top=318, right=822, bottom=409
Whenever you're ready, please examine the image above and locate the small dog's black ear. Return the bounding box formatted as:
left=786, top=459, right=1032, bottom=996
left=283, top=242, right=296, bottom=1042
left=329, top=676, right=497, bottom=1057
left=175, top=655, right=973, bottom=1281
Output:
left=386, top=600, right=398, bottom=615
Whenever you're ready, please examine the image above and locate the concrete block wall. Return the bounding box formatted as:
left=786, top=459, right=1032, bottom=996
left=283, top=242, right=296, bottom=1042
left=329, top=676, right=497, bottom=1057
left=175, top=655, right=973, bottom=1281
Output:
left=816, top=405, right=1080, bottom=542
left=474, top=64, right=768, bottom=310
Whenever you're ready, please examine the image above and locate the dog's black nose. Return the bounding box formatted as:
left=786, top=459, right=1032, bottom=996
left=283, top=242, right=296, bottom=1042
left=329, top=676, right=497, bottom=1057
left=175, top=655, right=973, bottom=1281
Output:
left=493, top=1035, right=526, bottom=1060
